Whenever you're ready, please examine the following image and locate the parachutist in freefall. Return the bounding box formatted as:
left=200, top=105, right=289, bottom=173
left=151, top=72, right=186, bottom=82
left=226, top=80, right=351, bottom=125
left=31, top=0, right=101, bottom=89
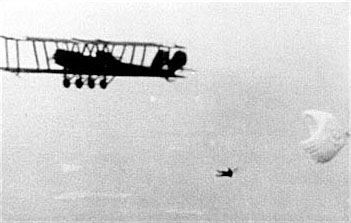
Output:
left=216, top=167, right=237, bottom=177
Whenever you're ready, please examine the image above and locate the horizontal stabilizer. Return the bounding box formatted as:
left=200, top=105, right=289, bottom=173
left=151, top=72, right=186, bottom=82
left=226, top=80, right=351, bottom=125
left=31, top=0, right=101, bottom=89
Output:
left=182, top=68, right=196, bottom=72
left=174, top=74, right=186, bottom=78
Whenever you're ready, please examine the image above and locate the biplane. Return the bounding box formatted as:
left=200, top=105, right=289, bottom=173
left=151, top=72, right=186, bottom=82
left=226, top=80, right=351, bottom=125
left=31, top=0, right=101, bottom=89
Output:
left=0, top=36, right=190, bottom=89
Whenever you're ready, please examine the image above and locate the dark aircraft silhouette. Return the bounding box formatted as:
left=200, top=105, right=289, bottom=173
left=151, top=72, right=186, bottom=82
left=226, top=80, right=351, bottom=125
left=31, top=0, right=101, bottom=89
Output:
left=0, top=36, right=192, bottom=89
left=216, top=168, right=237, bottom=177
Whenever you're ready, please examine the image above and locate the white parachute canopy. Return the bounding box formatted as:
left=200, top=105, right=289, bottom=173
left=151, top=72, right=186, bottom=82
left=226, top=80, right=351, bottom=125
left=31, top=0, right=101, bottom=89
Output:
left=301, top=110, right=349, bottom=163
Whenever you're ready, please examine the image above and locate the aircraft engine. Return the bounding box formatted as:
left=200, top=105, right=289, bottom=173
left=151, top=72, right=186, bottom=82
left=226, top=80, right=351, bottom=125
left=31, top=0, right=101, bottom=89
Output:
left=168, top=51, right=187, bottom=71
left=54, top=49, right=67, bottom=63
left=54, top=49, right=85, bottom=69
left=151, top=50, right=169, bottom=70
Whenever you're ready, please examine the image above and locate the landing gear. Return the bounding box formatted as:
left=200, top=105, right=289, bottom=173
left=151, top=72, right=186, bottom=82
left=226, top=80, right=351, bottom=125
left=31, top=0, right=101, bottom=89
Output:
left=100, top=78, right=107, bottom=89
left=62, top=74, right=114, bottom=89
left=75, top=77, right=83, bottom=88
left=87, top=76, right=95, bottom=89
left=63, top=77, right=70, bottom=88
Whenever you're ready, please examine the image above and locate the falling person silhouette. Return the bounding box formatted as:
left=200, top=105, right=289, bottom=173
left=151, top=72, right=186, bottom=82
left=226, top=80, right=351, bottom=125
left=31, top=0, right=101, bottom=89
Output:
left=216, top=168, right=237, bottom=177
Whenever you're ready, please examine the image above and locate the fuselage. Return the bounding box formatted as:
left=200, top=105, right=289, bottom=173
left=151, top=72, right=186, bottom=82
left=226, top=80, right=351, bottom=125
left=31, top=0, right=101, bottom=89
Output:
left=53, top=49, right=175, bottom=78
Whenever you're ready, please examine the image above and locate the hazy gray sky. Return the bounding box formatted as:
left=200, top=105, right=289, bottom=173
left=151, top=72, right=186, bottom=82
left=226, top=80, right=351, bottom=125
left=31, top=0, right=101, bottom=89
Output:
left=1, top=1, right=349, bottom=222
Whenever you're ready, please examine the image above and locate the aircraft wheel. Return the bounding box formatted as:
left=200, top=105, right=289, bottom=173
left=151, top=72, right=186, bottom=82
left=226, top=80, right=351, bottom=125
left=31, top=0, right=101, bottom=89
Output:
left=88, top=78, right=95, bottom=89
left=100, top=79, right=107, bottom=89
left=63, top=78, right=70, bottom=88
left=75, top=78, right=83, bottom=88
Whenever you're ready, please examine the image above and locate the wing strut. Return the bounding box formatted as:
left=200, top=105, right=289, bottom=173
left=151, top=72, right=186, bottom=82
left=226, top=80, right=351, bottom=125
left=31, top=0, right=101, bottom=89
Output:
left=141, top=46, right=147, bottom=66
left=130, top=46, right=136, bottom=64
left=4, top=38, right=9, bottom=68
left=16, top=40, right=20, bottom=70
left=42, top=41, right=50, bottom=69
left=32, top=41, right=40, bottom=69
left=119, top=45, right=126, bottom=60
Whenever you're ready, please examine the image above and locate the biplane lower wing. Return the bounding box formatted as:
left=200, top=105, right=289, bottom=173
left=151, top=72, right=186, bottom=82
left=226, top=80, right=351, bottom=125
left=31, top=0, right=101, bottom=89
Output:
left=0, top=66, right=186, bottom=78
left=0, top=67, right=66, bottom=74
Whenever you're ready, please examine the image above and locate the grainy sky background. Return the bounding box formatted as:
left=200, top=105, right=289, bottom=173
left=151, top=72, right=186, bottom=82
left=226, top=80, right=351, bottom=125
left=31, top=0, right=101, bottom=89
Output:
left=1, top=1, right=349, bottom=222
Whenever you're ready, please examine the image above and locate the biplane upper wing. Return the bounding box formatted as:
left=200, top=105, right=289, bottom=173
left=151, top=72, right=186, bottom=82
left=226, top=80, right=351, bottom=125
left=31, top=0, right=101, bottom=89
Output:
left=26, top=36, right=79, bottom=43
left=0, top=35, right=22, bottom=41
left=72, top=38, right=185, bottom=49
